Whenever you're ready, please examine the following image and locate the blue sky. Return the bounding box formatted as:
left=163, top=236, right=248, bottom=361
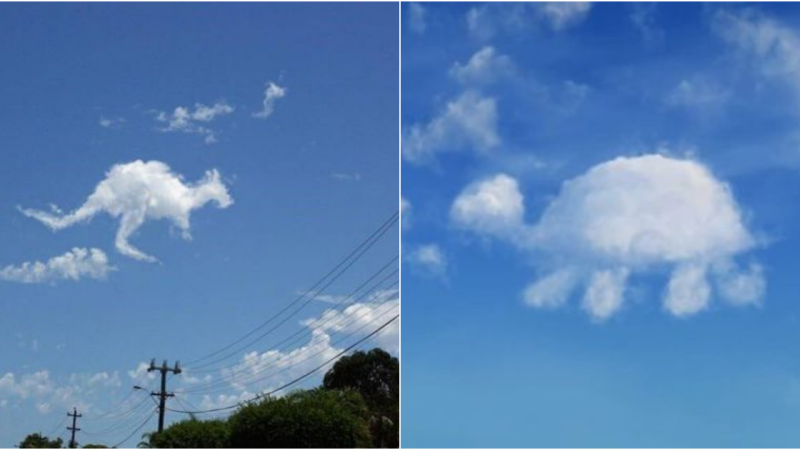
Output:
left=0, top=3, right=398, bottom=447
left=402, top=2, right=800, bottom=447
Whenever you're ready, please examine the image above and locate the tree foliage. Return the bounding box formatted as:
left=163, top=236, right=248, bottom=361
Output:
left=323, top=348, right=399, bottom=447
left=18, top=433, right=63, bottom=449
left=147, top=419, right=230, bottom=448
left=228, top=389, right=372, bottom=448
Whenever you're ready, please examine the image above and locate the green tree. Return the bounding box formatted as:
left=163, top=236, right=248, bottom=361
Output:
left=228, top=389, right=371, bottom=448
left=147, top=419, right=230, bottom=448
left=323, top=348, right=399, bottom=447
left=17, top=433, right=63, bottom=448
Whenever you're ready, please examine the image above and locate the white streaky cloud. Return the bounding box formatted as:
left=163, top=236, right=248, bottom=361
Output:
left=402, top=91, right=500, bottom=163
left=583, top=268, right=628, bottom=321
left=713, top=9, right=800, bottom=96
left=253, top=82, right=286, bottom=119
left=450, top=46, right=514, bottom=86
left=453, top=154, right=765, bottom=320
left=20, top=160, right=233, bottom=262
left=407, top=244, right=447, bottom=278
left=536, top=2, right=592, bottom=31
left=665, top=262, right=711, bottom=317
left=451, top=173, right=525, bottom=240
left=408, top=3, right=427, bottom=34
left=156, top=101, right=234, bottom=144
left=0, top=248, right=114, bottom=284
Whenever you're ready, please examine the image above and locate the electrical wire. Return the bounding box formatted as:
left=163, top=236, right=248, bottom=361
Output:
left=168, top=313, right=399, bottom=415
left=181, top=293, right=398, bottom=396
left=183, top=211, right=398, bottom=369
left=111, top=408, right=157, bottom=449
left=183, top=258, right=398, bottom=380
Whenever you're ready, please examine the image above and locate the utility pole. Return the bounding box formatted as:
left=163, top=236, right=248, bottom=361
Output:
left=67, top=407, right=81, bottom=449
left=147, top=359, right=181, bottom=433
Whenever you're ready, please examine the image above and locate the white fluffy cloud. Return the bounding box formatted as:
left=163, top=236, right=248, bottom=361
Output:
left=451, top=173, right=525, bottom=239
left=253, top=82, right=286, bottom=119
left=0, top=248, right=113, bottom=284
left=403, top=91, right=500, bottom=163
left=20, top=160, right=233, bottom=263
left=156, top=102, right=234, bottom=144
left=450, top=46, right=514, bottom=86
left=453, top=154, right=764, bottom=320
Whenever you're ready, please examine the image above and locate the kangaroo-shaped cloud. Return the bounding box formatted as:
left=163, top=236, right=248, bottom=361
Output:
left=20, top=160, right=233, bottom=262
left=451, top=154, right=764, bottom=320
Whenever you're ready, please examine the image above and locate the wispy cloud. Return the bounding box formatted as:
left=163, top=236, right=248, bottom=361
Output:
left=403, top=91, right=500, bottom=163
left=450, top=46, right=515, bottom=86
left=20, top=160, right=233, bottom=263
left=253, top=82, right=286, bottom=119
left=330, top=172, right=362, bottom=182
left=408, top=3, right=427, bottom=34
left=155, top=102, right=234, bottom=144
left=407, top=244, right=447, bottom=278
left=98, top=116, right=126, bottom=130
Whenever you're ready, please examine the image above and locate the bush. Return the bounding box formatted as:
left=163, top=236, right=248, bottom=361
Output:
left=228, top=389, right=371, bottom=448
left=149, top=419, right=230, bottom=448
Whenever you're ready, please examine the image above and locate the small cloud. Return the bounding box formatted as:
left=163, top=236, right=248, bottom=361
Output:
left=536, top=2, right=592, bottom=31
left=407, top=244, right=447, bottom=278
left=665, top=78, right=729, bottom=110
left=449, top=46, right=515, bottom=86
left=408, top=3, right=427, bottom=34
left=401, top=197, right=411, bottom=230
left=155, top=101, right=234, bottom=144
left=98, top=116, right=126, bottom=129
left=330, top=172, right=362, bottom=182
left=630, top=3, right=664, bottom=45
left=403, top=91, right=500, bottom=163
left=0, top=248, right=114, bottom=284
left=253, top=82, right=286, bottom=119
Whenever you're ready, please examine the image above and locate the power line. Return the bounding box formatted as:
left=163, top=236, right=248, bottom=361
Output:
left=183, top=258, right=398, bottom=382
left=111, top=408, right=157, bottom=449
left=184, top=211, right=398, bottom=369
left=169, top=313, right=399, bottom=415
left=181, top=295, right=398, bottom=396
